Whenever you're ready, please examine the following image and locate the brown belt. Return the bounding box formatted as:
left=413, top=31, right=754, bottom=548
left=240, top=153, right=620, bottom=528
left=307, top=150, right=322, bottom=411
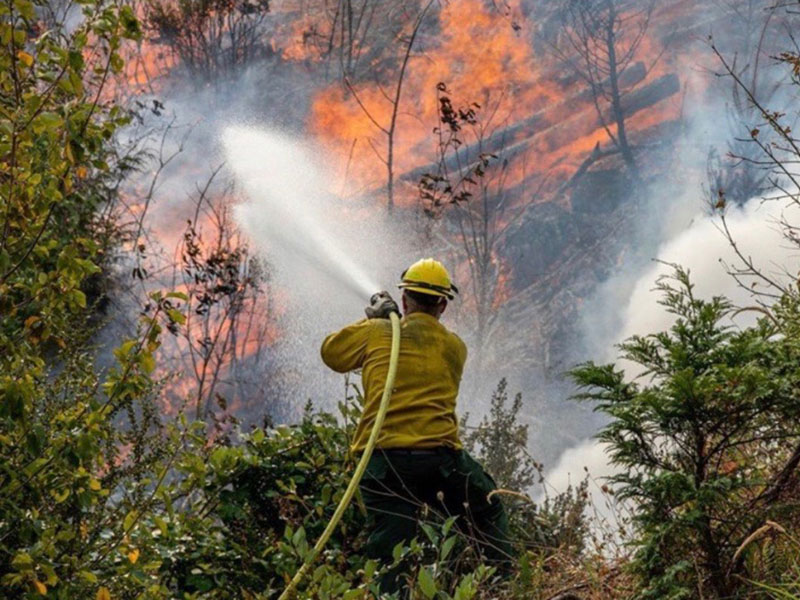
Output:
left=379, top=447, right=454, bottom=456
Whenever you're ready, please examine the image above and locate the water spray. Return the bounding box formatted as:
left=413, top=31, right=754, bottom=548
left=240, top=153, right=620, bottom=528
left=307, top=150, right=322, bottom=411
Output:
left=222, top=126, right=402, bottom=599
left=222, top=126, right=381, bottom=300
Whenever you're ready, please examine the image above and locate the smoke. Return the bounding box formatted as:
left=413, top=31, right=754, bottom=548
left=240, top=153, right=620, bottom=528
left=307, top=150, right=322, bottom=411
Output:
left=543, top=195, right=798, bottom=499
left=107, top=0, right=800, bottom=477
left=619, top=199, right=796, bottom=356
left=541, top=2, right=800, bottom=495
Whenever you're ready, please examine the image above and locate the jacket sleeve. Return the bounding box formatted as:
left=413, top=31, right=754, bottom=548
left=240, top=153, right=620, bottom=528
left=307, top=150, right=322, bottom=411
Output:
left=320, top=319, right=374, bottom=373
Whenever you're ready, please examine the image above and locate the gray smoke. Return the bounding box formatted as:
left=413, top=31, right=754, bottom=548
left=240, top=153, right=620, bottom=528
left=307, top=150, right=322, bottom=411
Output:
left=545, top=195, right=799, bottom=499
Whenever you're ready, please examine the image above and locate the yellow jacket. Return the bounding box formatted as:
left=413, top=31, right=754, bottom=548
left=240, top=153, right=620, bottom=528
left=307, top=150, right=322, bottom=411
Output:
left=321, top=312, right=467, bottom=452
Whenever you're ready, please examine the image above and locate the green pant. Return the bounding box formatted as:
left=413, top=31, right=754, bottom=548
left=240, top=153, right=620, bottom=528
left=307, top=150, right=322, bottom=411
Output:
left=359, top=448, right=512, bottom=595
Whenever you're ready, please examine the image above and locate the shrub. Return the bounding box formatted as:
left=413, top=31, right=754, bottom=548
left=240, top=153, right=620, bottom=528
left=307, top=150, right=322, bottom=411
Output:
left=462, top=380, right=589, bottom=559
left=572, top=267, right=800, bottom=599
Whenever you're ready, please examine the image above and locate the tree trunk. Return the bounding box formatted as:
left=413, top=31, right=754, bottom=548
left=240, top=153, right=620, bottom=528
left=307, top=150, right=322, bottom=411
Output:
left=694, top=432, right=730, bottom=598
left=605, top=3, right=639, bottom=180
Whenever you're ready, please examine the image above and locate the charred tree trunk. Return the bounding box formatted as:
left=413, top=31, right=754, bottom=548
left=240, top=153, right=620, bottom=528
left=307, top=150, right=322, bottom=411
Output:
left=604, top=1, right=639, bottom=178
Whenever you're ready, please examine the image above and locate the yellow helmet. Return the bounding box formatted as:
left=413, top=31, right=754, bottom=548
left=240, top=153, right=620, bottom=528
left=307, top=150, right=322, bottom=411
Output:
left=398, top=258, right=459, bottom=300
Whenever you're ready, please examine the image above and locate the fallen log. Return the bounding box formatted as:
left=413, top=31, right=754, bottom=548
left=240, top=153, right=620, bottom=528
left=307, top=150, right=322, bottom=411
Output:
left=395, top=71, right=679, bottom=201
left=397, top=62, right=649, bottom=187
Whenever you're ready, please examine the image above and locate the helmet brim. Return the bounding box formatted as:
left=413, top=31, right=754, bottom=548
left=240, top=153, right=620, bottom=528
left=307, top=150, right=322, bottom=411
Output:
left=398, top=282, right=454, bottom=300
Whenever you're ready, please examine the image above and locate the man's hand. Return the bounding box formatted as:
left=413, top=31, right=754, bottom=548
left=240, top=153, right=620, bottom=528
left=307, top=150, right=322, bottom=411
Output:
left=365, top=291, right=400, bottom=319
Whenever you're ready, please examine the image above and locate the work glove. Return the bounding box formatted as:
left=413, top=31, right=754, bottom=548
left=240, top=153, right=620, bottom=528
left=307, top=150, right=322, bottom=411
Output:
left=365, top=291, right=400, bottom=319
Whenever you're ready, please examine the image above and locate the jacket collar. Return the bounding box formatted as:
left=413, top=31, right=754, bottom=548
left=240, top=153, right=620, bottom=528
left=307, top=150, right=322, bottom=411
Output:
left=404, top=311, right=441, bottom=324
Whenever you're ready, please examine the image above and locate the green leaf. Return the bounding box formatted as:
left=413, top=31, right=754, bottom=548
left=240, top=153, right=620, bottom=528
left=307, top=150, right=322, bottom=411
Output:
left=154, top=516, right=168, bottom=537
left=70, top=289, right=87, bottom=309
left=11, top=552, right=34, bottom=570
left=291, top=526, right=306, bottom=547
left=13, top=0, right=35, bottom=21
left=320, top=484, right=332, bottom=506
left=420, top=523, right=437, bottom=544
left=363, top=559, right=378, bottom=580
left=167, top=308, right=185, bottom=325
left=33, top=112, right=63, bottom=134
left=418, top=567, right=437, bottom=599
left=109, top=53, right=124, bottom=74
left=440, top=536, right=457, bottom=561
left=123, top=510, right=138, bottom=532
left=79, top=571, right=98, bottom=584
left=139, top=351, right=155, bottom=374
left=52, top=488, right=70, bottom=503
left=119, top=5, right=142, bottom=40
left=68, top=49, right=84, bottom=70
left=115, top=339, right=136, bottom=359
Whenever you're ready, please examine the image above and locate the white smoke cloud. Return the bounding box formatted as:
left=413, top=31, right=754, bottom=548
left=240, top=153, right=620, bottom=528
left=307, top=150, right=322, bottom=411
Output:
left=543, top=196, right=798, bottom=501
left=541, top=438, right=616, bottom=494
left=617, top=199, right=797, bottom=359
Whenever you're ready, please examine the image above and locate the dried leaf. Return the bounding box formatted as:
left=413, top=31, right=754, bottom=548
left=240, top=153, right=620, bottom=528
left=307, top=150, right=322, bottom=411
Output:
left=17, top=51, right=33, bottom=67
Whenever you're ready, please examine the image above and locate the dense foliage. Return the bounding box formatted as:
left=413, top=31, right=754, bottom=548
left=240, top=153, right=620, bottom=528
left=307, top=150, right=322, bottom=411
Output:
left=572, top=268, right=800, bottom=599
left=0, top=0, right=156, bottom=595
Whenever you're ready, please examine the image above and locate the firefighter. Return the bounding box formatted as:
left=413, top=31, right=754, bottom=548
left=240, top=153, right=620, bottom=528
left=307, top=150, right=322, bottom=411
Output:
left=321, top=258, right=512, bottom=595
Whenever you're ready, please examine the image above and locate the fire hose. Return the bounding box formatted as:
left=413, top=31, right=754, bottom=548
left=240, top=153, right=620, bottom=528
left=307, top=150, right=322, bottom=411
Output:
left=278, top=311, right=401, bottom=600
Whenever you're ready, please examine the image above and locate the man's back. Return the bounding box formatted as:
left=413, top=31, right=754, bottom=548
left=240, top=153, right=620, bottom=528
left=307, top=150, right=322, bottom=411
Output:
left=321, top=265, right=511, bottom=594
left=320, top=312, right=467, bottom=451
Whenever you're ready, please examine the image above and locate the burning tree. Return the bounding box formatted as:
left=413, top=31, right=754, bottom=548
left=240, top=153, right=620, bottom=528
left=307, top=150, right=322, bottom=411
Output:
left=155, top=171, right=280, bottom=423
left=554, top=0, right=659, bottom=181
left=341, top=0, right=435, bottom=212
left=419, top=84, right=537, bottom=363
left=288, top=0, right=404, bottom=81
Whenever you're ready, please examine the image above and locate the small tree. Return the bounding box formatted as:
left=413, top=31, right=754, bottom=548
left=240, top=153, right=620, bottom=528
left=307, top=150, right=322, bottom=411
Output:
left=710, top=21, right=800, bottom=299
left=462, top=379, right=589, bottom=558
left=342, top=0, right=434, bottom=213
left=703, top=2, right=793, bottom=211
left=419, top=84, right=535, bottom=365
left=461, top=378, right=537, bottom=493
left=571, top=266, right=800, bottom=599
left=175, top=179, right=277, bottom=422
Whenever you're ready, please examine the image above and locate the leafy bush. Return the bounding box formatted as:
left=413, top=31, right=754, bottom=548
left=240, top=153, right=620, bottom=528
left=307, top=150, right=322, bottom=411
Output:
left=0, top=1, right=180, bottom=597
left=154, top=407, right=369, bottom=598
left=0, top=0, right=140, bottom=357
left=572, top=267, right=800, bottom=599
left=462, top=380, right=589, bottom=559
